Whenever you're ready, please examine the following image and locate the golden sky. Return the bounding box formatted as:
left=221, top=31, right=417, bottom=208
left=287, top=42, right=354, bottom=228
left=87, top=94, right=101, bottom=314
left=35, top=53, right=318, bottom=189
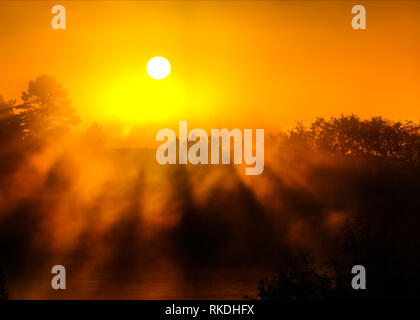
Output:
left=0, top=1, right=419, bottom=144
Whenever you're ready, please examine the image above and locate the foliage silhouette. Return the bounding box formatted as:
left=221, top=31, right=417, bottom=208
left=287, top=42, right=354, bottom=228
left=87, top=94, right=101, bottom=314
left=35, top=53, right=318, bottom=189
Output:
left=284, top=114, right=420, bottom=163
left=16, top=75, right=80, bottom=139
left=258, top=255, right=335, bottom=300
left=260, top=115, right=420, bottom=300
left=0, top=95, right=22, bottom=142
left=1, top=80, right=420, bottom=299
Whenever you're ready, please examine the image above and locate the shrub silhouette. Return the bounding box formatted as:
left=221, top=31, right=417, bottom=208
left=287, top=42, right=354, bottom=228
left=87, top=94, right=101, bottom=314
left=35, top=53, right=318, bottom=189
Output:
left=258, top=255, right=335, bottom=300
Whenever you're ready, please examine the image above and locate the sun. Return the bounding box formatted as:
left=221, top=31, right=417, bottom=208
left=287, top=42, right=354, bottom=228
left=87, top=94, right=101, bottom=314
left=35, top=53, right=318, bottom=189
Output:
left=147, top=56, right=171, bottom=80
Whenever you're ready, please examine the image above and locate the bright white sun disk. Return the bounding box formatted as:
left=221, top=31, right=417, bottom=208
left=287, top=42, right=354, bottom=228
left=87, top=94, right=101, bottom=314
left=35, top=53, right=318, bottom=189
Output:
left=147, top=56, right=171, bottom=80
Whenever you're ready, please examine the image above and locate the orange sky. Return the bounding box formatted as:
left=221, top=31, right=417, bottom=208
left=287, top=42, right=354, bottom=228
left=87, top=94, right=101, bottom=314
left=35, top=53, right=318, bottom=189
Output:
left=0, top=1, right=419, bottom=144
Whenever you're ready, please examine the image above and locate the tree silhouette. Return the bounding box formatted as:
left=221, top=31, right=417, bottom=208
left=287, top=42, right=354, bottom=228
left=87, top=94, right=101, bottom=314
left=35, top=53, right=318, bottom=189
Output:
left=0, top=95, right=23, bottom=143
left=259, top=116, right=420, bottom=300
left=0, top=95, right=15, bottom=116
left=16, top=75, right=80, bottom=138
left=283, top=114, right=420, bottom=163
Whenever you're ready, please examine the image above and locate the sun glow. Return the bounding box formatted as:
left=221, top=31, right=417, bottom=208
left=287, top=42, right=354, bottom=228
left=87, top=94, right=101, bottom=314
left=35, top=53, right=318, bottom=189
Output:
left=147, top=57, right=171, bottom=80
left=89, top=56, right=178, bottom=125
left=91, top=67, right=185, bottom=126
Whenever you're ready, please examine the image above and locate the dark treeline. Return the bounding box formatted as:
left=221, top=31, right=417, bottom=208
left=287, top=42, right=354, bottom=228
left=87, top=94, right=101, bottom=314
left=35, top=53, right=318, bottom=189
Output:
left=0, top=75, right=80, bottom=141
left=270, top=115, right=420, bottom=163
left=0, top=75, right=82, bottom=300
left=259, top=116, right=420, bottom=299
left=0, top=75, right=81, bottom=177
left=0, top=76, right=419, bottom=299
